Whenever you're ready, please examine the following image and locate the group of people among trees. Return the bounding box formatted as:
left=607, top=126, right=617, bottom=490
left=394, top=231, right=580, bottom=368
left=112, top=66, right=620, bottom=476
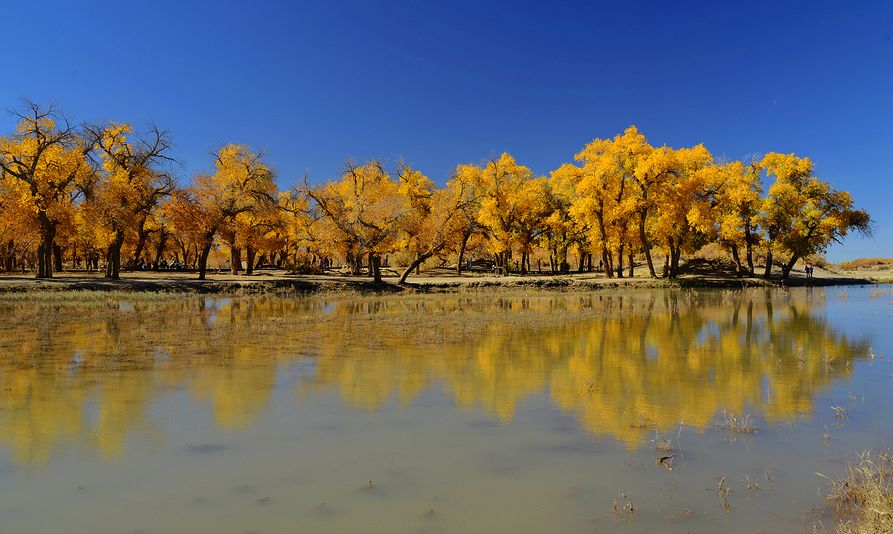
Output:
left=0, top=102, right=871, bottom=283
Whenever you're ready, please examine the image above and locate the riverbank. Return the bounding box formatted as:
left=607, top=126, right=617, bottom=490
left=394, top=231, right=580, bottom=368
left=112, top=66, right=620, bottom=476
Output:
left=0, top=265, right=878, bottom=295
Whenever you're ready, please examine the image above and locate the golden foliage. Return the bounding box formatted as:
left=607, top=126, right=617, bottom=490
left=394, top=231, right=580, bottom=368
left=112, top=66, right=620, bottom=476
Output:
left=0, top=103, right=871, bottom=281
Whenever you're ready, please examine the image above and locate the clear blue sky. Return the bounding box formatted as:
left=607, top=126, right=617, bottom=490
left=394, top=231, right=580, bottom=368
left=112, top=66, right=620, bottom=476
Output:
left=2, top=0, right=890, bottom=261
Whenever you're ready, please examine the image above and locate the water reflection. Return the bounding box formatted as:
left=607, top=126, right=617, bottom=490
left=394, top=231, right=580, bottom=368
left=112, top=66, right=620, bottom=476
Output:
left=0, top=289, right=871, bottom=465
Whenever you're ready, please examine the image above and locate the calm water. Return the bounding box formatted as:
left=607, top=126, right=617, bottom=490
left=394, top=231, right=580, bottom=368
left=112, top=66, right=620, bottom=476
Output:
left=0, top=287, right=891, bottom=533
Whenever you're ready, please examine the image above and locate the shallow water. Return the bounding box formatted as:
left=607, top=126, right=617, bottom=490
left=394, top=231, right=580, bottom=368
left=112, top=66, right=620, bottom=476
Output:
left=0, top=287, right=891, bottom=533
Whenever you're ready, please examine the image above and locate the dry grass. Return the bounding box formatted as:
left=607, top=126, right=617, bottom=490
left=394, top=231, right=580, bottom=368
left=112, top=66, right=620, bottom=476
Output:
left=652, top=429, right=683, bottom=471
left=832, top=406, right=850, bottom=421
left=836, top=258, right=893, bottom=271
left=653, top=433, right=675, bottom=454
left=819, top=450, right=893, bottom=533
left=713, top=475, right=734, bottom=511
left=0, top=289, right=188, bottom=302
left=716, top=411, right=758, bottom=435
left=611, top=492, right=638, bottom=520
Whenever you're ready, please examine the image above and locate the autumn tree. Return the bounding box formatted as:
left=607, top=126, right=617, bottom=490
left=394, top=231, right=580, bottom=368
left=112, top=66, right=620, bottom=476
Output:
left=394, top=162, right=435, bottom=279
left=233, top=197, right=285, bottom=274
left=567, top=131, right=640, bottom=278
left=446, top=164, right=486, bottom=275
left=397, top=168, right=480, bottom=284
left=649, top=144, right=713, bottom=278
left=303, top=161, right=408, bottom=283
left=545, top=164, right=586, bottom=273
left=0, top=110, right=873, bottom=283
left=277, top=190, right=316, bottom=268
left=0, top=103, right=92, bottom=277
left=759, top=153, right=870, bottom=279
left=0, top=178, right=40, bottom=271
left=162, top=188, right=205, bottom=269
left=712, top=161, right=763, bottom=276
left=513, top=177, right=552, bottom=273
left=168, top=144, right=276, bottom=280
left=474, top=153, right=535, bottom=273
left=83, top=122, right=175, bottom=278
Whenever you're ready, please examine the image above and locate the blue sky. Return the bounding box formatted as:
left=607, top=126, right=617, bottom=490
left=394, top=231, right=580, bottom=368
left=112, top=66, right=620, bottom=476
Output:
left=2, top=0, right=890, bottom=261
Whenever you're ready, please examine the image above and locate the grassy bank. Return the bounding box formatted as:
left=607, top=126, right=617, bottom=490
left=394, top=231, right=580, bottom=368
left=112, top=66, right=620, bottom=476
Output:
left=0, top=267, right=876, bottom=296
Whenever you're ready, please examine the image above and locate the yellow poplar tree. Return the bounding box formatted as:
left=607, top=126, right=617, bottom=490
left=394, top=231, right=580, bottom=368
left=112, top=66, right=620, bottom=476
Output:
left=474, top=153, right=534, bottom=272
left=446, top=164, right=486, bottom=274
left=303, top=161, right=408, bottom=283
left=712, top=161, right=763, bottom=275
left=650, top=144, right=713, bottom=278
left=168, top=144, right=276, bottom=279
left=759, top=152, right=870, bottom=279
left=84, top=122, right=175, bottom=278
left=547, top=164, right=589, bottom=273
left=569, top=130, right=643, bottom=277
left=397, top=174, right=477, bottom=284
left=0, top=103, right=92, bottom=278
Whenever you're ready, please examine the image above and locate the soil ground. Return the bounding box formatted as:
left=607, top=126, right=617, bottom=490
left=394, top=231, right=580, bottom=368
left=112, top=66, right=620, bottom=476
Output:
left=0, top=263, right=878, bottom=295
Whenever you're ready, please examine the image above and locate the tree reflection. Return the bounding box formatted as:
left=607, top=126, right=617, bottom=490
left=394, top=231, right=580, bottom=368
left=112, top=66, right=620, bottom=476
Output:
left=0, top=289, right=871, bottom=465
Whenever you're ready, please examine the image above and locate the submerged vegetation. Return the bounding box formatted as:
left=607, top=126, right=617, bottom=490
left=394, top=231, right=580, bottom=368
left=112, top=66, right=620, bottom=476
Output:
left=0, top=103, right=870, bottom=284
left=715, top=411, right=759, bottom=436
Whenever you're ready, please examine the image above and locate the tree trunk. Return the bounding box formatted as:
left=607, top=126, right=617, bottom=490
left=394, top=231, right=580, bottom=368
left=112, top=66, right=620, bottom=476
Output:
left=198, top=241, right=213, bottom=280
left=587, top=253, right=592, bottom=272
left=577, top=253, right=585, bottom=273
left=731, top=244, right=743, bottom=277
left=666, top=240, right=682, bottom=279
left=133, top=232, right=148, bottom=267
left=177, top=240, right=189, bottom=267
left=763, top=247, right=773, bottom=279
left=3, top=241, right=13, bottom=271
left=670, top=246, right=681, bottom=278
left=36, top=214, right=56, bottom=278
left=596, top=210, right=611, bottom=277
left=53, top=244, right=63, bottom=272
left=744, top=226, right=755, bottom=275
left=400, top=246, right=443, bottom=284
left=602, top=247, right=613, bottom=278
left=616, top=243, right=625, bottom=278
left=628, top=251, right=634, bottom=278
left=371, top=254, right=382, bottom=283
left=781, top=254, right=799, bottom=279
left=37, top=243, right=46, bottom=278
left=105, top=233, right=125, bottom=279
left=154, top=229, right=168, bottom=265
left=230, top=245, right=241, bottom=275
left=639, top=209, right=657, bottom=277
left=456, top=231, right=471, bottom=275
left=245, top=245, right=255, bottom=275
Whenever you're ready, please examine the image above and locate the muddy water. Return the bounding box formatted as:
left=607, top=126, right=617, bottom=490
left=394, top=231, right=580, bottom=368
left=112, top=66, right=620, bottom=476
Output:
left=0, top=287, right=891, bottom=533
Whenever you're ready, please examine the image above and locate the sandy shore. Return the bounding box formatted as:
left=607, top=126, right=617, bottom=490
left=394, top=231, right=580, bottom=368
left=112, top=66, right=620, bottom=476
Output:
left=0, top=265, right=878, bottom=295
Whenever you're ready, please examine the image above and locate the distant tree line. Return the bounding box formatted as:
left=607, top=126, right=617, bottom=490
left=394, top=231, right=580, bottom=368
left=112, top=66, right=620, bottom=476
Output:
left=0, top=102, right=871, bottom=282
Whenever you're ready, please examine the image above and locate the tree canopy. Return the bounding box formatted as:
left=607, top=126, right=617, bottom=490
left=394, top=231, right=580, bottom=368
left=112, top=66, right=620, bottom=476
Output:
left=0, top=102, right=871, bottom=281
